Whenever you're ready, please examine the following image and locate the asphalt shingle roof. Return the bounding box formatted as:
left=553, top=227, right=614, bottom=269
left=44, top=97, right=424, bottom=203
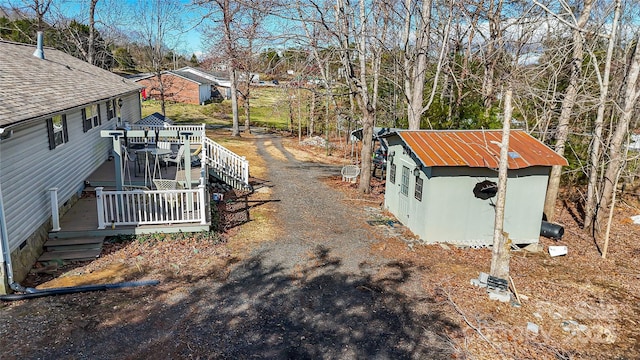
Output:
left=171, top=70, right=214, bottom=85
left=0, top=40, right=142, bottom=127
left=137, top=112, right=174, bottom=126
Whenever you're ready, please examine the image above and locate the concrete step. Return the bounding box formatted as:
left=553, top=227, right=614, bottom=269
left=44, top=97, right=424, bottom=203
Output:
left=44, top=237, right=104, bottom=247
left=39, top=237, right=104, bottom=263
left=38, top=248, right=102, bottom=262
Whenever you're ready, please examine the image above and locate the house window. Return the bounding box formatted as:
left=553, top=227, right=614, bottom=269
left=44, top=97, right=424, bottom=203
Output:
left=106, top=100, right=115, bottom=120
left=82, top=104, right=101, bottom=132
left=415, top=176, right=423, bottom=201
left=401, top=166, right=410, bottom=196
left=46, top=114, right=68, bottom=150
left=115, top=98, right=122, bottom=119
left=389, top=163, right=396, bottom=184
left=93, top=104, right=102, bottom=127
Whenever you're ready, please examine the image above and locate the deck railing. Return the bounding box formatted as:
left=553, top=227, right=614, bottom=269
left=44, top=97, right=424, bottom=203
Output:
left=203, top=136, right=250, bottom=188
left=126, top=124, right=204, bottom=145
left=95, top=185, right=207, bottom=229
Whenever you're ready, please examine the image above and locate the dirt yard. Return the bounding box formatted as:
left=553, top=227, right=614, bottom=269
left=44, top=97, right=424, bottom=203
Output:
left=1, top=130, right=639, bottom=359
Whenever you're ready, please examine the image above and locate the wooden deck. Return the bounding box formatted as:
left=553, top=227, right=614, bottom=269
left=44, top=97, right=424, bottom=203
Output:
left=87, top=156, right=203, bottom=189
left=52, top=197, right=209, bottom=238
left=51, top=154, right=210, bottom=238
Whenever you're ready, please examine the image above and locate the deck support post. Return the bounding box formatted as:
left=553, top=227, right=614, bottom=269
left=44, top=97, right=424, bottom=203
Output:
left=48, top=188, right=61, bottom=232
left=198, top=184, right=207, bottom=225
left=179, top=131, right=193, bottom=188
left=96, top=187, right=106, bottom=229
left=242, top=156, right=249, bottom=187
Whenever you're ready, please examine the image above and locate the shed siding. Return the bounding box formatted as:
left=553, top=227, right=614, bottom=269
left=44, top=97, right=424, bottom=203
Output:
left=0, top=93, right=140, bottom=251
left=384, top=142, right=550, bottom=246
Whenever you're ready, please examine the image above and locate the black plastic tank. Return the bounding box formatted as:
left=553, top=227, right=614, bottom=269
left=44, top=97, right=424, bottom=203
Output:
left=540, top=220, right=564, bottom=240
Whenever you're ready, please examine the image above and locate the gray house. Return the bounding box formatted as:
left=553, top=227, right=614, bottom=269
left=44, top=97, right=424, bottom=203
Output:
left=0, top=39, right=142, bottom=293
left=382, top=130, right=567, bottom=246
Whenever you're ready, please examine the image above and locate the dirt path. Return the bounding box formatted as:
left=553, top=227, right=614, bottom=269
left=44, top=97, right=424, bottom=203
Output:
left=0, top=134, right=458, bottom=359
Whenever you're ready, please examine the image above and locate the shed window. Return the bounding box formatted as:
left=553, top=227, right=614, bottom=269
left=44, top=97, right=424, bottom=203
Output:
left=46, top=114, right=68, bottom=150
left=400, top=166, right=410, bottom=196
left=389, top=163, right=396, bottom=184
left=415, top=176, right=423, bottom=201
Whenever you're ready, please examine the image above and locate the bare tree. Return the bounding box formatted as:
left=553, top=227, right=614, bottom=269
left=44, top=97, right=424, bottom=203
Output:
left=334, top=0, right=380, bottom=193
left=481, top=0, right=503, bottom=118
left=490, top=85, right=512, bottom=279
left=597, top=31, right=640, bottom=232
left=584, top=0, right=621, bottom=230
left=541, top=0, right=594, bottom=221
left=23, top=0, right=51, bottom=30
left=402, top=0, right=432, bottom=130
left=134, top=0, right=184, bottom=116
left=198, top=0, right=243, bottom=136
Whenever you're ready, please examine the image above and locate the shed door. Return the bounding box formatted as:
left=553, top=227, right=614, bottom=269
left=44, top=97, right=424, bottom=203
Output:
left=398, top=164, right=410, bottom=223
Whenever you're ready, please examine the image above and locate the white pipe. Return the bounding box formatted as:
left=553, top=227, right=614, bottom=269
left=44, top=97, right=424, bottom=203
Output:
left=49, top=188, right=61, bottom=232
left=33, top=31, right=45, bottom=60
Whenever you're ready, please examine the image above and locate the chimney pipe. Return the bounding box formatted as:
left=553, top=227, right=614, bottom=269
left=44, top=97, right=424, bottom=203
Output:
left=33, top=31, right=45, bottom=60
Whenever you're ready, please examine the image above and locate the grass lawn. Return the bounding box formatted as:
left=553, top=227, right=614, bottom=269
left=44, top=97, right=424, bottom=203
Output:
left=141, top=86, right=294, bottom=130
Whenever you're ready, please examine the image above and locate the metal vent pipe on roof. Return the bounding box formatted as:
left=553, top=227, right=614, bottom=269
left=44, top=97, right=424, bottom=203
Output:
left=33, top=31, right=45, bottom=60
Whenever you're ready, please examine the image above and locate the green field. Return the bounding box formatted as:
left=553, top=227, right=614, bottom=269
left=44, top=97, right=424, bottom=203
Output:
left=141, top=86, right=294, bottom=129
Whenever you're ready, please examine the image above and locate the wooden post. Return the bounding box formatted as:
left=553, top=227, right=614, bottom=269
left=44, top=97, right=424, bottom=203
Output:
left=242, top=156, right=249, bottom=186
left=182, top=134, right=192, bottom=187
left=96, top=187, right=106, bottom=229
left=48, top=188, right=61, bottom=232
left=198, top=184, right=207, bottom=225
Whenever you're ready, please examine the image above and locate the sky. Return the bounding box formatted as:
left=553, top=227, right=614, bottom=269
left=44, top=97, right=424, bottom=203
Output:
left=0, top=0, right=207, bottom=57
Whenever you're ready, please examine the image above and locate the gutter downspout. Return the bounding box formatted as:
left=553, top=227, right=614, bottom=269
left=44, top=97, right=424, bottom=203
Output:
left=0, top=176, right=28, bottom=293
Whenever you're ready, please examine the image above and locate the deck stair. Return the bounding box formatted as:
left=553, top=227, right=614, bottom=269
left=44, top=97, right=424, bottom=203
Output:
left=203, top=136, right=251, bottom=191
left=38, top=236, right=104, bottom=263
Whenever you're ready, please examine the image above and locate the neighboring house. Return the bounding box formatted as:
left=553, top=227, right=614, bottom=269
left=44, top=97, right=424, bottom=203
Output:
left=0, top=38, right=143, bottom=293
left=177, top=67, right=231, bottom=99
left=134, top=68, right=219, bottom=105
left=382, top=130, right=567, bottom=247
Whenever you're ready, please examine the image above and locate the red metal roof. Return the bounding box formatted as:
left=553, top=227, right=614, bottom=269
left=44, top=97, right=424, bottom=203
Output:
left=397, top=130, right=568, bottom=169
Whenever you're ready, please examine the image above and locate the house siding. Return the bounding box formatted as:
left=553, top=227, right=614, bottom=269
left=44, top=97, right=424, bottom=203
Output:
left=384, top=141, right=550, bottom=246
left=0, top=92, right=141, bottom=254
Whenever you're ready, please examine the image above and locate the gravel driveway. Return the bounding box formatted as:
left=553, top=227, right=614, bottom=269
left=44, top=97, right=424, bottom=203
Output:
left=0, top=134, right=458, bottom=359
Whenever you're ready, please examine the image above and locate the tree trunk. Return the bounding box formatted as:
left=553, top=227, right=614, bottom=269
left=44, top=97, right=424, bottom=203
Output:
left=482, top=0, right=503, bottom=117
left=309, top=92, right=316, bottom=136
left=244, top=75, right=251, bottom=134
left=584, top=0, right=620, bottom=230
left=597, top=33, right=640, bottom=228
left=229, top=67, right=240, bottom=136
left=403, top=0, right=432, bottom=130
left=543, top=0, right=594, bottom=221
left=490, top=86, right=513, bottom=279
left=88, top=0, right=98, bottom=66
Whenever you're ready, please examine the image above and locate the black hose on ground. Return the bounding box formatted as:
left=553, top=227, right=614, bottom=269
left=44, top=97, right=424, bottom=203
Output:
left=0, top=280, right=160, bottom=301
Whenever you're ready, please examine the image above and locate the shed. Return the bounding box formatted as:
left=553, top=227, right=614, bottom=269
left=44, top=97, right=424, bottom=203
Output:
left=382, top=130, right=567, bottom=246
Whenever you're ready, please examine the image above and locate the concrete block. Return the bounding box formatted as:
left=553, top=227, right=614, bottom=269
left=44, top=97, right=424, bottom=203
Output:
left=478, top=272, right=489, bottom=284
left=527, top=322, right=539, bottom=334
left=488, top=289, right=511, bottom=302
